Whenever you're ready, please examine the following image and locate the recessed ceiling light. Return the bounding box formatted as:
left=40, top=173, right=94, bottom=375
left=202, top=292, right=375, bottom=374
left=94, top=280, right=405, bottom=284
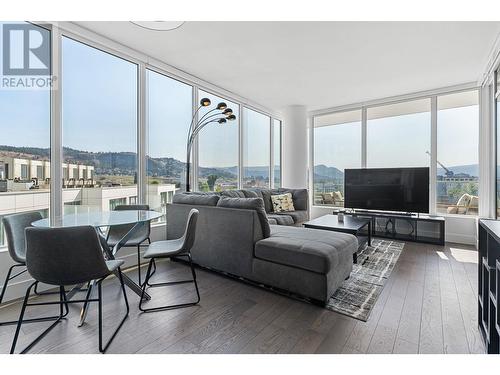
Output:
left=130, top=21, right=185, bottom=31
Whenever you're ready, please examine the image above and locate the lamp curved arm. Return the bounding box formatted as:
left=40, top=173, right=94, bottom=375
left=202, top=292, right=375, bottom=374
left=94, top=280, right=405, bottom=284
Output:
left=195, top=111, right=227, bottom=127
left=189, top=117, right=227, bottom=145
left=194, top=107, right=221, bottom=131
left=185, top=115, right=233, bottom=192
left=187, top=104, right=206, bottom=141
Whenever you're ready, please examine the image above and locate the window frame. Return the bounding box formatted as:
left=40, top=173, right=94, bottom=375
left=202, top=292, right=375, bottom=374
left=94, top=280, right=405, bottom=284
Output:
left=311, top=87, right=480, bottom=217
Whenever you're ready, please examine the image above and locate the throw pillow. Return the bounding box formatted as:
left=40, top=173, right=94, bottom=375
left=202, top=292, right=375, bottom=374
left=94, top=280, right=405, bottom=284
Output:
left=271, top=193, right=295, bottom=213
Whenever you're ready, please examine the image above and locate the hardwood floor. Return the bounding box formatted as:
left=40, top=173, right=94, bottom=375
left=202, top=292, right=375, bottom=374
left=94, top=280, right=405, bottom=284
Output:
left=0, top=240, right=484, bottom=354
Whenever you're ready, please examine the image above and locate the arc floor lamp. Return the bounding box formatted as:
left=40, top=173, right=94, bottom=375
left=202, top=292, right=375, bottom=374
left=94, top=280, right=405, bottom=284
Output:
left=185, top=98, right=236, bottom=192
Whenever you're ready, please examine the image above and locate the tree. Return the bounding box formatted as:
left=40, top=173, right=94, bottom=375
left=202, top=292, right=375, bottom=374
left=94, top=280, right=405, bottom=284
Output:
left=207, top=174, right=218, bottom=191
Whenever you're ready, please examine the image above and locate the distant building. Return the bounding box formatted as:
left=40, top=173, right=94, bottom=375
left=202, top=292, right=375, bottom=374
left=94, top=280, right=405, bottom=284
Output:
left=0, top=156, right=95, bottom=186
left=0, top=156, right=178, bottom=247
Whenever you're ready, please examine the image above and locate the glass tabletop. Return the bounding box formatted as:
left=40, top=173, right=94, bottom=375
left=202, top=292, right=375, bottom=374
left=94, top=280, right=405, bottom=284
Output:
left=32, top=210, right=163, bottom=228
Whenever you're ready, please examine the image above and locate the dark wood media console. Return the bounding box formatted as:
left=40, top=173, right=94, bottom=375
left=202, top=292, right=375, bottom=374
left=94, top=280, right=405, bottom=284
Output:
left=478, top=219, right=500, bottom=353
left=338, top=210, right=445, bottom=246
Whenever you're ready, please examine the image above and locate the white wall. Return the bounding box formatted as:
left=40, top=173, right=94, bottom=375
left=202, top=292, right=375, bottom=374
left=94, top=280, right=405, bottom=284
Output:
left=282, top=105, right=308, bottom=189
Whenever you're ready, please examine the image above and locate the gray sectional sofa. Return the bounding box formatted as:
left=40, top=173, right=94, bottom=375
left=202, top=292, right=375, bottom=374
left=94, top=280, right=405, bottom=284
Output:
left=177, top=188, right=310, bottom=226
left=166, top=188, right=358, bottom=303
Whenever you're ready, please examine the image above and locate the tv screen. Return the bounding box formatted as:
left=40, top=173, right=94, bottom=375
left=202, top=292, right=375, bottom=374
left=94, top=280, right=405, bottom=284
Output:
left=344, top=167, right=429, bottom=213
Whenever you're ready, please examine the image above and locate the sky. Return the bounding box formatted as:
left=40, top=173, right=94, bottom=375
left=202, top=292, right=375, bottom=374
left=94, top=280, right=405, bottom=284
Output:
left=314, top=105, right=479, bottom=170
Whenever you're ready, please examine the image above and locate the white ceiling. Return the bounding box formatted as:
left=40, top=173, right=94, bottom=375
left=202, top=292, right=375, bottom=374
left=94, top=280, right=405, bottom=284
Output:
left=75, top=21, right=500, bottom=112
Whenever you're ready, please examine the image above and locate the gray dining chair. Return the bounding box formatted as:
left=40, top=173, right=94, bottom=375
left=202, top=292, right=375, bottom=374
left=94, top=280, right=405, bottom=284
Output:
left=10, top=225, right=129, bottom=354
left=1, top=212, right=61, bottom=327
left=139, top=208, right=200, bottom=312
left=107, top=204, right=151, bottom=286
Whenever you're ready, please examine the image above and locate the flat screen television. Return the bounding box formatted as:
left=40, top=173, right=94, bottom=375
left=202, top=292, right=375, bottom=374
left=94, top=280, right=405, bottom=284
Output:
left=344, top=167, right=429, bottom=214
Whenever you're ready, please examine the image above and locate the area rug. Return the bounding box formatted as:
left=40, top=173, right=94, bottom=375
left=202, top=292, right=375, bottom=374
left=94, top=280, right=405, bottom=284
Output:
left=325, top=239, right=404, bottom=322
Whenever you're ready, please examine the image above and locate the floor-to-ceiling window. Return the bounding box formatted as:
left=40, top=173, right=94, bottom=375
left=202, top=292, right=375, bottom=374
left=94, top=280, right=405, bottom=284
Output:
left=273, top=119, right=282, bottom=188
left=146, top=70, right=192, bottom=221
left=313, top=110, right=362, bottom=206
left=197, top=90, right=239, bottom=192
left=437, top=90, right=479, bottom=215
left=496, top=69, right=500, bottom=218
left=62, top=37, right=138, bottom=214
left=367, top=99, right=431, bottom=168
left=313, top=92, right=482, bottom=216
left=0, top=22, right=51, bottom=246
left=242, top=108, right=271, bottom=189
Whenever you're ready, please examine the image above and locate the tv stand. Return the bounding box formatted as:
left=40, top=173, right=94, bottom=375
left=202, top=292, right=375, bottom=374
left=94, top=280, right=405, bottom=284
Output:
left=340, top=210, right=445, bottom=245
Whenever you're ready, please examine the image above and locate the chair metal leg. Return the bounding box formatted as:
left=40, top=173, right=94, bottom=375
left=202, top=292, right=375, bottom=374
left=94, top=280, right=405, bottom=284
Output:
left=146, top=258, right=157, bottom=287
left=0, top=265, right=22, bottom=305
left=137, top=238, right=152, bottom=287
left=97, top=268, right=129, bottom=353
left=34, top=282, right=62, bottom=296
left=78, top=280, right=95, bottom=327
left=11, top=275, right=127, bottom=354
left=187, top=254, right=201, bottom=304
left=139, top=253, right=200, bottom=313
left=10, top=283, right=67, bottom=354
left=137, top=245, right=142, bottom=287
left=1, top=265, right=60, bottom=327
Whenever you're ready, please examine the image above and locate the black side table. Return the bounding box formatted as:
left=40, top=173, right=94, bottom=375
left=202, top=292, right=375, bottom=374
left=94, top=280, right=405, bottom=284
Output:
left=303, top=214, right=371, bottom=263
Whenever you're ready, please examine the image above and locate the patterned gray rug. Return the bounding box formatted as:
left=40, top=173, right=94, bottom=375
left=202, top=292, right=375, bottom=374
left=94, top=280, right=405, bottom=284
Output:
left=325, top=239, right=404, bottom=322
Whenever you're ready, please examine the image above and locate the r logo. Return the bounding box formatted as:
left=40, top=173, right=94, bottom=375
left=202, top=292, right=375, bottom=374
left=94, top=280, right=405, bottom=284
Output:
left=2, top=23, right=50, bottom=76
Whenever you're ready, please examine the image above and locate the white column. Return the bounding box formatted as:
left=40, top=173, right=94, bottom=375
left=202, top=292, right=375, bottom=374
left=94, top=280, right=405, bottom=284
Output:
left=282, top=105, right=308, bottom=189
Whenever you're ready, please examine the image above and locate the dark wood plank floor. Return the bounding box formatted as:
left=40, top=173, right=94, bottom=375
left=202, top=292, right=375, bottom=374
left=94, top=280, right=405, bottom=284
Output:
left=0, top=240, right=484, bottom=354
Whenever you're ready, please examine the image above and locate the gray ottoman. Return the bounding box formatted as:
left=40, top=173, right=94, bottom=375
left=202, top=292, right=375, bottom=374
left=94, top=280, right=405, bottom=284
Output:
left=252, top=225, right=357, bottom=303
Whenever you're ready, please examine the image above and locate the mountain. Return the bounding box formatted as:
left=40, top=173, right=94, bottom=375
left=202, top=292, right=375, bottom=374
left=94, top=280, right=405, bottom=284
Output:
left=0, top=145, right=238, bottom=179
left=314, top=164, right=344, bottom=181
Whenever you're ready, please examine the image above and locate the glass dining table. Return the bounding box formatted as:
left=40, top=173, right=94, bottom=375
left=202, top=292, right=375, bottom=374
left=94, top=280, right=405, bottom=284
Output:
left=32, top=209, right=163, bottom=326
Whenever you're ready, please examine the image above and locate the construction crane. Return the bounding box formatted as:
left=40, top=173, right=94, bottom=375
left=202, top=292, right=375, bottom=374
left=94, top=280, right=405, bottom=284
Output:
left=426, top=151, right=454, bottom=178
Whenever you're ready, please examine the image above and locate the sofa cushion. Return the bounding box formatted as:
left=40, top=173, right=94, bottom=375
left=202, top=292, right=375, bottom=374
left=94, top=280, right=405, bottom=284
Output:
left=271, top=193, right=295, bottom=213
left=276, top=210, right=308, bottom=224
left=254, top=225, right=358, bottom=274
left=266, top=214, right=294, bottom=226
left=172, top=193, right=220, bottom=206
left=217, top=197, right=270, bottom=238
left=246, top=189, right=273, bottom=213
left=221, top=190, right=246, bottom=198
left=267, top=217, right=278, bottom=225
left=242, top=190, right=259, bottom=198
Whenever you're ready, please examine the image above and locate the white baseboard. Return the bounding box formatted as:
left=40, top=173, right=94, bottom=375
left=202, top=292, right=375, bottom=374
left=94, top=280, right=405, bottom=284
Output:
left=445, top=232, right=477, bottom=246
